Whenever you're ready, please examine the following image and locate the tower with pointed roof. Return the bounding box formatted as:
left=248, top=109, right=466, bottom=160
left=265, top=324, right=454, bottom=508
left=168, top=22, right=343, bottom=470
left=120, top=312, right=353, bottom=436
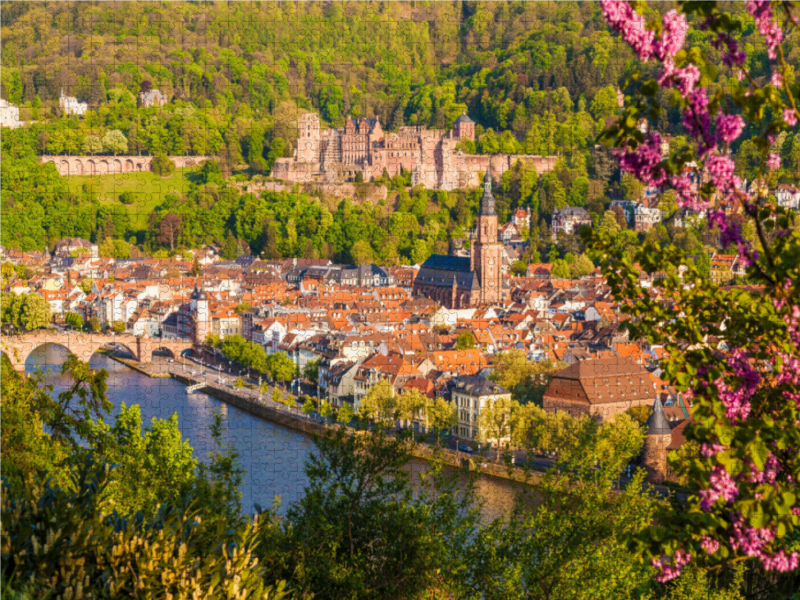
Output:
left=643, top=398, right=672, bottom=483
left=190, top=284, right=209, bottom=343
left=470, top=168, right=505, bottom=304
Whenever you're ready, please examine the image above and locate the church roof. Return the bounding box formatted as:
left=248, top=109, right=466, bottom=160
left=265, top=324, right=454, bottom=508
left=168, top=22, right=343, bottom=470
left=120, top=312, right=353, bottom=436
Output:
left=416, top=254, right=476, bottom=288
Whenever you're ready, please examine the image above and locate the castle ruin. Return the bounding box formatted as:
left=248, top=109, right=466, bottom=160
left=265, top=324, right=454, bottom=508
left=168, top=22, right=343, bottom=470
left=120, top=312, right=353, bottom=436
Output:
left=273, top=111, right=558, bottom=190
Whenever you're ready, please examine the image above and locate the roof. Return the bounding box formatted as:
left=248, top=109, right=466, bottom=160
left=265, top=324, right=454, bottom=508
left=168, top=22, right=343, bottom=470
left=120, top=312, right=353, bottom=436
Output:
left=544, top=356, right=655, bottom=406
left=454, top=110, right=474, bottom=125
left=646, top=399, right=672, bottom=436
left=454, top=373, right=509, bottom=397
left=416, top=255, right=477, bottom=288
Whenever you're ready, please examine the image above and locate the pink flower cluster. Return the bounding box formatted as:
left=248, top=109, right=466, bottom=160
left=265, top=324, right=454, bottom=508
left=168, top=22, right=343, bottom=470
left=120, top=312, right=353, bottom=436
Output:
left=615, top=132, right=667, bottom=187
left=746, top=1, right=784, bottom=60
left=784, top=108, right=799, bottom=126
left=652, top=549, right=691, bottom=582
left=599, top=1, right=656, bottom=61
left=716, top=114, right=745, bottom=144
left=700, top=465, right=739, bottom=511
left=748, top=453, right=780, bottom=485
left=767, top=153, right=782, bottom=170
left=712, top=348, right=761, bottom=422
left=701, top=536, right=720, bottom=555
left=729, top=514, right=799, bottom=572
left=700, top=442, right=726, bottom=458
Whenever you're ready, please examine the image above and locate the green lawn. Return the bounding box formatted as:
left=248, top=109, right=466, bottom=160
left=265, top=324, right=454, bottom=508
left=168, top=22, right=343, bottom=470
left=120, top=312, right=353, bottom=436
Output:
left=67, top=168, right=199, bottom=230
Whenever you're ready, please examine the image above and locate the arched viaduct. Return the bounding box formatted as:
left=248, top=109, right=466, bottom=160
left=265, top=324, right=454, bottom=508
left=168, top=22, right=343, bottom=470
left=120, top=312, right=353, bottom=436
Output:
left=1, top=332, right=194, bottom=371
left=38, top=155, right=215, bottom=177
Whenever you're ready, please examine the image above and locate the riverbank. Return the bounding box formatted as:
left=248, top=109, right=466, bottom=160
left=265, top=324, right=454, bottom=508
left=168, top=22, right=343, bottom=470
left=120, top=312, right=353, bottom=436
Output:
left=109, top=355, right=541, bottom=485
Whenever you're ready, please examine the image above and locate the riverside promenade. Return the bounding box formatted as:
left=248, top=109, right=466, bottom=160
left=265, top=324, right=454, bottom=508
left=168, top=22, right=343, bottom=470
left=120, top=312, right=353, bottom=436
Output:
left=112, top=354, right=546, bottom=485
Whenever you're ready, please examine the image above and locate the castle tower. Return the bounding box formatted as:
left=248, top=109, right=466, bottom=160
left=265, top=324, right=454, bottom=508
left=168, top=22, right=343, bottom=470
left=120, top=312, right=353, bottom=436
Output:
left=297, top=112, right=321, bottom=164
left=190, top=284, right=210, bottom=344
left=453, top=110, right=475, bottom=141
left=470, top=169, right=505, bottom=304
left=643, top=399, right=672, bottom=483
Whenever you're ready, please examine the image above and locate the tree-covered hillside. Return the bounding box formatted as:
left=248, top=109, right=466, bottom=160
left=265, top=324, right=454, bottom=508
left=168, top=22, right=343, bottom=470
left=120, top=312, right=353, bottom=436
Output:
left=2, top=1, right=800, bottom=264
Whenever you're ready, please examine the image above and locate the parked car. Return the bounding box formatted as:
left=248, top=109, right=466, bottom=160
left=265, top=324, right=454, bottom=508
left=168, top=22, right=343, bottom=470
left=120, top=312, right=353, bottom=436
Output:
left=458, top=444, right=473, bottom=454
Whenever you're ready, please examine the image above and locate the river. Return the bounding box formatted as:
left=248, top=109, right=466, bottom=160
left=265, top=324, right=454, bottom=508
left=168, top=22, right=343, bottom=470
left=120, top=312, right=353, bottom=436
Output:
left=27, top=344, right=529, bottom=520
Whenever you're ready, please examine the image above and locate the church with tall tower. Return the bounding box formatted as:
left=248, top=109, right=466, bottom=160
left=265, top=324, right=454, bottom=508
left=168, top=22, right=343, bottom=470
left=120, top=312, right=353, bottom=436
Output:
left=412, top=170, right=510, bottom=308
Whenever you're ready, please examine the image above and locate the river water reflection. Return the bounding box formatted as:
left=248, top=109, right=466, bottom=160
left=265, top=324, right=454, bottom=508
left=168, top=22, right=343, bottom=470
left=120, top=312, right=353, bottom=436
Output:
left=27, top=344, right=528, bottom=521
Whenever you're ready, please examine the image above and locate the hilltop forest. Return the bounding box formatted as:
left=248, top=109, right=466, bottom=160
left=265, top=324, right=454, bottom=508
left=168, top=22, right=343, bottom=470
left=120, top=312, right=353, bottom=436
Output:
left=2, top=1, right=800, bottom=266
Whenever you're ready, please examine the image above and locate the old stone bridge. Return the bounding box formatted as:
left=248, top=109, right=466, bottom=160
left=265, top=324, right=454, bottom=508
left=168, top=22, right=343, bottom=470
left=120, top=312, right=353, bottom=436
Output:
left=39, top=155, right=215, bottom=177
left=1, top=331, right=194, bottom=371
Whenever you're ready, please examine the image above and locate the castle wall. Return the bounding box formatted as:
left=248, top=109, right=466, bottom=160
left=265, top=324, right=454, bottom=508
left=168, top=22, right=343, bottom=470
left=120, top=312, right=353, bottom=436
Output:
left=273, top=113, right=558, bottom=190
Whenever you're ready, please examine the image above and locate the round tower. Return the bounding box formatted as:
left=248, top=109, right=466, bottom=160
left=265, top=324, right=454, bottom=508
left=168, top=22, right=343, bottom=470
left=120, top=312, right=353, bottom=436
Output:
left=190, top=284, right=209, bottom=343
left=643, top=399, right=672, bottom=483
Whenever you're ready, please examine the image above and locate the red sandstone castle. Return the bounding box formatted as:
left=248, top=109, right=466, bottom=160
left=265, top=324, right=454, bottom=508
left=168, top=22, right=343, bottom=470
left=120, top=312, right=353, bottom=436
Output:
left=412, top=170, right=509, bottom=308
left=272, top=111, right=558, bottom=190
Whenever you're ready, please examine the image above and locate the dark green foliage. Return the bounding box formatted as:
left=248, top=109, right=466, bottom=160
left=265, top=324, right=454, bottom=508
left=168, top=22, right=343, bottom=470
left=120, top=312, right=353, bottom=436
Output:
left=150, top=153, right=175, bottom=177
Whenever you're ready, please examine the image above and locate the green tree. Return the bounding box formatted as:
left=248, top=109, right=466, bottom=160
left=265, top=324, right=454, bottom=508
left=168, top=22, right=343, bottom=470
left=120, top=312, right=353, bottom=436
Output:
left=281, top=426, right=442, bottom=598
left=358, top=379, right=397, bottom=426
left=266, top=352, right=295, bottom=384
left=334, top=403, right=354, bottom=424
left=221, top=231, right=239, bottom=260
left=303, top=358, right=320, bottom=385
left=101, top=129, right=128, bottom=155
left=82, top=134, right=103, bottom=154
left=302, top=397, right=315, bottom=415
left=111, top=320, right=126, bottom=334
left=424, top=396, right=458, bottom=445
left=455, top=330, right=476, bottom=350
left=151, top=153, right=175, bottom=177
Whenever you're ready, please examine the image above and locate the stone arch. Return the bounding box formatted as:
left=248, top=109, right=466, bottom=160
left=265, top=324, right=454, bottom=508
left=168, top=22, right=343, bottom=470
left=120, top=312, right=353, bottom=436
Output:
left=75, top=160, right=84, bottom=175
left=93, top=341, right=138, bottom=361
left=98, top=160, right=109, bottom=175
left=125, top=159, right=134, bottom=172
left=136, top=162, right=144, bottom=172
left=24, top=342, right=77, bottom=371
left=60, top=160, right=70, bottom=176
left=150, top=346, right=176, bottom=360
left=87, top=159, right=97, bottom=175
left=113, top=159, right=122, bottom=174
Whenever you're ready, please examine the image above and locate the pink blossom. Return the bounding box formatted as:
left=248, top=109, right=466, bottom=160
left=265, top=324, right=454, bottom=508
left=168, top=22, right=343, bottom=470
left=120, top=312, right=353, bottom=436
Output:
left=683, top=89, right=716, bottom=155
left=768, top=153, right=781, bottom=170
left=747, top=1, right=784, bottom=60
left=655, top=10, right=688, bottom=61
left=730, top=514, right=774, bottom=556
left=771, top=72, right=783, bottom=87
left=700, top=465, right=739, bottom=511
left=652, top=550, right=691, bottom=582
left=716, top=114, right=745, bottom=143
left=700, top=443, right=726, bottom=458
left=664, top=64, right=702, bottom=97
left=600, top=1, right=655, bottom=61
left=761, top=551, right=800, bottom=572
left=615, top=132, right=666, bottom=187
left=701, top=536, right=720, bottom=555
left=784, top=108, right=798, bottom=126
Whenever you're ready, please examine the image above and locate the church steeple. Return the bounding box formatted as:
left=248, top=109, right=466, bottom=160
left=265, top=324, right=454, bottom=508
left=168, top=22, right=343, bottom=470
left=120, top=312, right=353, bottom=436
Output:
left=479, top=168, right=495, bottom=216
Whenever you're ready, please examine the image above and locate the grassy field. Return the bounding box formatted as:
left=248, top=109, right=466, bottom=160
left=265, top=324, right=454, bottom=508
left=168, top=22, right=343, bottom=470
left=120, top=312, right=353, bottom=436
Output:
left=66, top=167, right=199, bottom=230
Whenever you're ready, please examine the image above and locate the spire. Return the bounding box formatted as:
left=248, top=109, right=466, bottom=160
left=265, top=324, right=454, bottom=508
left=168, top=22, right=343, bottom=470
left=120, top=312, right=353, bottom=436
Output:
left=646, top=398, right=671, bottom=436
left=479, top=166, right=495, bottom=216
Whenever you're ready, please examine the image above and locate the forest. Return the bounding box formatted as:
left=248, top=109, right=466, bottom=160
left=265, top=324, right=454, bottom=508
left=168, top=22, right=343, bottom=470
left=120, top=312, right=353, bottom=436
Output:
left=2, top=1, right=800, bottom=266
